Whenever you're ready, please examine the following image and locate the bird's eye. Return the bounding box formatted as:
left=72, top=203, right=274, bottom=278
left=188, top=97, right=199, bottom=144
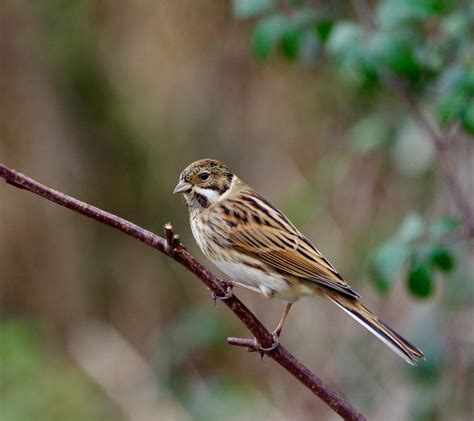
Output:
left=199, top=172, right=210, bottom=181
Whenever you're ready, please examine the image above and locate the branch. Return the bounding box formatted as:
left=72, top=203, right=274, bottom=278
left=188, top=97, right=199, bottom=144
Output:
left=350, top=0, right=474, bottom=238
left=395, top=87, right=474, bottom=238
left=0, top=163, right=366, bottom=421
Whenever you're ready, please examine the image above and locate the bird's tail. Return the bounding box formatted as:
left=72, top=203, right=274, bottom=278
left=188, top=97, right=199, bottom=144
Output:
left=326, top=293, right=425, bottom=365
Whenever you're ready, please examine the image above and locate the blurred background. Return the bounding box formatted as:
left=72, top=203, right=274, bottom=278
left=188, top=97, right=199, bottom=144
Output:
left=1, top=0, right=473, bottom=420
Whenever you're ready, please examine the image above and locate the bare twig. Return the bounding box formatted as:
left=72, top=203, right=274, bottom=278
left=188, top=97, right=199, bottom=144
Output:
left=0, top=163, right=366, bottom=421
left=227, top=337, right=260, bottom=349
left=350, top=0, right=474, bottom=238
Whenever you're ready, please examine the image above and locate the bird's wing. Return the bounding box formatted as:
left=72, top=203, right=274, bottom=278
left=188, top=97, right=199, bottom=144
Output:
left=222, top=193, right=359, bottom=298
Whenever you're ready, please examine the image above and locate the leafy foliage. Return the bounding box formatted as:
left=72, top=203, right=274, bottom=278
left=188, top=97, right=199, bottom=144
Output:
left=370, top=214, right=458, bottom=296
left=234, top=0, right=474, bottom=134
left=234, top=0, right=472, bottom=299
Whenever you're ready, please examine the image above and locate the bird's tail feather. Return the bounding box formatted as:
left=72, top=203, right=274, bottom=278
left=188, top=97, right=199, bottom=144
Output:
left=327, top=294, right=425, bottom=365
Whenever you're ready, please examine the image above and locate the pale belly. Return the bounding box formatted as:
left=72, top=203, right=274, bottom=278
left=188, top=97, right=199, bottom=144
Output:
left=213, top=258, right=306, bottom=302
left=190, top=213, right=313, bottom=302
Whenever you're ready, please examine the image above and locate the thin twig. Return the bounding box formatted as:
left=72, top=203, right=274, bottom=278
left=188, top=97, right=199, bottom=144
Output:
left=227, top=337, right=260, bottom=349
left=0, top=163, right=366, bottom=421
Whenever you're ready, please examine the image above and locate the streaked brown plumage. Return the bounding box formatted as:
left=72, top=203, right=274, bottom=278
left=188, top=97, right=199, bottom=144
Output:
left=174, top=159, right=424, bottom=365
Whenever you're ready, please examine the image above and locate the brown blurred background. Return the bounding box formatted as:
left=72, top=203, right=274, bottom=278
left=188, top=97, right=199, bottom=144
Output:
left=1, top=1, right=473, bottom=420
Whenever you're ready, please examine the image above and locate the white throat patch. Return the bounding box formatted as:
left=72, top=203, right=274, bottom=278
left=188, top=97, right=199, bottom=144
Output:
left=193, top=186, right=221, bottom=203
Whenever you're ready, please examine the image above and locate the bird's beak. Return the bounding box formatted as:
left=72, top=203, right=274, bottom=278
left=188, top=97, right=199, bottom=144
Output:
left=173, top=179, right=192, bottom=194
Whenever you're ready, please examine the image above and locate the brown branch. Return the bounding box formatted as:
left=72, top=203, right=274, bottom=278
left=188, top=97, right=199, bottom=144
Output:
left=0, top=163, right=366, bottom=421
left=350, top=0, right=474, bottom=238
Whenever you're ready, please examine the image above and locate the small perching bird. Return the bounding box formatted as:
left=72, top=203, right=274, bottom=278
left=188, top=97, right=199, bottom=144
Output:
left=174, top=159, right=424, bottom=365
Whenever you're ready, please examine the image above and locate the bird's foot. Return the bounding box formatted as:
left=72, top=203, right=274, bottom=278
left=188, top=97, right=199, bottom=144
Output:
left=250, top=335, right=279, bottom=360
left=211, top=284, right=233, bottom=305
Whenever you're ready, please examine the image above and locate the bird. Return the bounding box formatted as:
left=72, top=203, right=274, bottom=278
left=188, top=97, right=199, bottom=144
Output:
left=173, top=158, right=425, bottom=365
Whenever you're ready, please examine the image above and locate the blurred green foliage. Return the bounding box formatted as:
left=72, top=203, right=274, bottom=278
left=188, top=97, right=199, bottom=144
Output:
left=0, top=320, right=115, bottom=421
left=233, top=0, right=473, bottom=299
left=234, top=0, right=474, bottom=133
left=370, top=214, right=458, bottom=296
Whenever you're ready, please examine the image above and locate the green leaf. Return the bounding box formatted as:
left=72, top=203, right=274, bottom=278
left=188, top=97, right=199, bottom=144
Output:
left=370, top=33, right=421, bottom=81
left=326, top=22, right=380, bottom=84
left=395, top=213, right=425, bottom=243
left=313, top=20, right=333, bottom=42
left=460, top=101, right=474, bottom=134
left=407, top=256, right=433, bottom=297
left=326, top=21, right=363, bottom=58
left=232, top=0, right=276, bottom=19
left=438, top=91, right=464, bottom=125
left=429, top=216, right=460, bottom=239
left=370, top=241, right=410, bottom=292
left=250, top=14, right=290, bottom=59
left=280, top=27, right=302, bottom=59
left=357, top=51, right=380, bottom=84
left=429, top=245, right=455, bottom=272
left=437, top=65, right=474, bottom=135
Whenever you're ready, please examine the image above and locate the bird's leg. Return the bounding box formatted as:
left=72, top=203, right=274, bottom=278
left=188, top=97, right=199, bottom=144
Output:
left=272, top=302, right=293, bottom=339
left=227, top=280, right=262, bottom=295
left=213, top=280, right=271, bottom=306
left=257, top=302, right=293, bottom=356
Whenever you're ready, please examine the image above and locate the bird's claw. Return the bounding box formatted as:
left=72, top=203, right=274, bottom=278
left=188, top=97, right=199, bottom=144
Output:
left=259, top=334, right=280, bottom=351
left=245, top=335, right=279, bottom=360
left=211, top=284, right=233, bottom=305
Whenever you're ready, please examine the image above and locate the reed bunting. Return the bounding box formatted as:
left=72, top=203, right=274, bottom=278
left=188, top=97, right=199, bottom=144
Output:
left=174, top=159, right=424, bottom=365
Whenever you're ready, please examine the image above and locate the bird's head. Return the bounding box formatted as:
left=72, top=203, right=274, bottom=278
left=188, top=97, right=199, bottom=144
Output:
left=173, top=159, right=235, bottom=209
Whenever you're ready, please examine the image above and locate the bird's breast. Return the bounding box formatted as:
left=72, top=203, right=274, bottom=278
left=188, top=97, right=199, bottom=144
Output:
left=189, top=210, right=304, bottom=302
